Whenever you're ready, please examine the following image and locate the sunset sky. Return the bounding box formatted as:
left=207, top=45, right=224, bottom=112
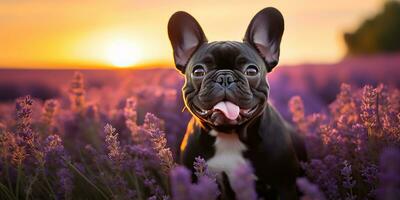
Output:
left=0, top=0, right=384, bottom=69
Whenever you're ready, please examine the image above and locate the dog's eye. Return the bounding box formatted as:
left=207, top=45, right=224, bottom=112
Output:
left=245, top=65, right=259, bottom=76
left=192, top=65, right=206, bottom=77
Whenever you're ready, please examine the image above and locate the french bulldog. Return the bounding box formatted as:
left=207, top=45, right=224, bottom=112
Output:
left=168, top=7, right=307, bottom=200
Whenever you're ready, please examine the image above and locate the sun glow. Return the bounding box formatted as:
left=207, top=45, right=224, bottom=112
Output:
left=105, top=39, right=141, bottom=68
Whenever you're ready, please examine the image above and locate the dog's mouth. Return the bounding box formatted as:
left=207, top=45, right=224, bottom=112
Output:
left=192, top=101, right=259, bottom=126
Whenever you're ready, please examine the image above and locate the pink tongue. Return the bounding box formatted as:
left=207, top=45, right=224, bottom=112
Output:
left=213, top=101, right=240, bottom=120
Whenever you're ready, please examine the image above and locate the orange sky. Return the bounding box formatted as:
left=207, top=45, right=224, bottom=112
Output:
left=0, top=0, right=384, bottom=69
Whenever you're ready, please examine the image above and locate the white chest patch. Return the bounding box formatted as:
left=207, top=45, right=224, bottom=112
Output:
left=206, top=130, right=248, bottom=182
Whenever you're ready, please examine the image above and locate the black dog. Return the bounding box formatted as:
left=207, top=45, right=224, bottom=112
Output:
left=168, top=7, right=307, bottom=200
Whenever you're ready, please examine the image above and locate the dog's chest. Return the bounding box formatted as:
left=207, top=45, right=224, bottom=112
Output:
left=206, top=130, right=248, bottom=181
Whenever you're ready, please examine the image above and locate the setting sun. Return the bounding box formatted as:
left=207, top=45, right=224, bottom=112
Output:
left=105, top=39, right=141, bottom=68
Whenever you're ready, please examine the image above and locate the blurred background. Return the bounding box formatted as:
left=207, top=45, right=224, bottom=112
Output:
left=1, top=0, right=399, bottom=68
left=0, top=0, right=399, bottom=144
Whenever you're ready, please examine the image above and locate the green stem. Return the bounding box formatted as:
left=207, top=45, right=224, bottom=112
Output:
left=16, top=164, right=22, bottom=200
left=4, top=162, right=13, bottom=194
left=129, top=173, right=144, bottom=200
left=66, top=161, right=109, bottom=199
left=79, top=151, right=114, bottom=195
left=95, top=163, right=115, bottom=196
left=42, top=170, right=57, bottom=200
left=0, top=182, right=16, bottom=200
left=350, top=188, right=354, bottom=199
left=25, top=171, right=39, bottom=200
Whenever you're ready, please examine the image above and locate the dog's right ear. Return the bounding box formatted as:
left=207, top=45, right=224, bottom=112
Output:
left=168, top=11, right=207, bottom=74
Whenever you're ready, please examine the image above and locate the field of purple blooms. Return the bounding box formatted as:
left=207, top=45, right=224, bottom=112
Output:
left=0, top=67, right=399, bottom=200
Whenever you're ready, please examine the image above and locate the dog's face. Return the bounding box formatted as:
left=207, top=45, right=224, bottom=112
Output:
left=168, top=8, right=284, bottom=131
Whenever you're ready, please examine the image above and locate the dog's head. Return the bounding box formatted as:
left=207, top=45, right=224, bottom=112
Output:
left=168, top=7, right=284, bottom=132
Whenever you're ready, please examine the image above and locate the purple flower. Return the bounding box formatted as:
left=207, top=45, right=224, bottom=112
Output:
left=341, top=161, right=356, bottom=189
left=376, top=147, right=400, bottom=200
left=57, top=167, right=73, bottom=199
left=43, top=134, right=70, bottom=170
left=302, top=156, right=340, bottom=199
left=170, top=166, right=191, bottom=200
left=69, top=71, right=86, bottom=114
left=124, top=97, right=139, bottom=142
left=143, top=113, right=165, bottom=131
left=42, top=99, right=59, bottom=128
left=329, top=83, right=358, bottom=127
left=104, top=124, right=125, bottom=168
left=144, top=177, right=166, bottom=199
left=231, top=162, right=257, bottom=200
left=170, top=165, right=219, bottom=200
left=43, top=134, right=72, bottom=198
left=360, top=85, right=378, bottom=130
left=361, top=163, right=379, bottom=186
left=144, top=114, right=175, bottom=174
left=193, top=156, right=215, bottom=180
left=15, top=95, right=34, bottom=139
left=190, top=176, right=219, bottom=200
left=85, top=103, right=99, bottom=121
left=341, top=161, right=357, bottom=200
left=15, top=96, right=44, bottom=168
left=289, top=96, right=308, bottom=133
left=381, top=111, right=400, bottom=140
left=296, top=177, right=326, bottom=200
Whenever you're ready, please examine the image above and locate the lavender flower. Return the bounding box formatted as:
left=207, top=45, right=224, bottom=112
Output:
left=124, top=97, right=139, bottom=142
left=387, top=88, right=399, bottom=113
left=15, top=95, right=34, bottom=138
left=144, top=114, right=175, bottom=174
left=85, top=103, right=99, bottom=121
left=360, top=85, right=378, bottom=130
left=231, top=162, right=257, bottom=200
left=170, top=166, right=191, bottom=200
left=0, top=130, right=11, bottom=160
left=15, top=96, right=44, bottom=167
left=382, top=111, right=400, bottom=140
left=190, top=176, right=219, bottom=200
left=341, top=161, right=356, bottom=200
left=376, top=147, right=400, bottom=200
left=170, top=165, right=218, bottom=200
left=42, top=99, right=59, bottom=129
left=361, top=163, right=379, bottom=186
left=341, top=161, right=355, bottom=189
left=144, top=113, right=165, bottom=132
left=43, top=134, right=73, bottom=198
left=193, top=156, right=215, bottom=180
left=57, top=168, right=73, bottom=199
left=44, top=134, right=69, bottom=164
left=11, top=141, right=26, bottom=166
left=377, top=84, right=389, bottom=119
left=69, top=72, right=86, bottom=114
left=144, top=177, right=166, bottom=199
left=150, top=129, right=175, bottom=175
left=104, top=124, right=125, bottom=167
left=296, top=177, right=326, bottom=200
left=289, top=96, right=308, bottom=133
left=302, top=157, right=340, bottom=199
left=330, top=83, right=358, bottom=126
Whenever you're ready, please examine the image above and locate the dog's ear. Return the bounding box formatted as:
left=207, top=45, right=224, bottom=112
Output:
left=244, top=7, right=284, bottom=72
left=168, top=11, right=207, bottom=74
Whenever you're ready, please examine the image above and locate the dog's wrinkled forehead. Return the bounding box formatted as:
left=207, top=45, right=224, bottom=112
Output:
left=189, top=41, right=266, bottom=71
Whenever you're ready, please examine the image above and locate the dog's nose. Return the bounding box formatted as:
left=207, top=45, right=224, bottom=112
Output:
left=216, top=71, right=236, bottom=87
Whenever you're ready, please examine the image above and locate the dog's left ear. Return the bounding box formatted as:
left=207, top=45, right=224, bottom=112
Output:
left=168, top=11, right=207, bottom=74
left=244, top=7, right=284, bottom=72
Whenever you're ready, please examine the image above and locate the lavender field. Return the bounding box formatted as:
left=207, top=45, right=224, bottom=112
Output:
left=0, top=54, right=399, bottom=199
